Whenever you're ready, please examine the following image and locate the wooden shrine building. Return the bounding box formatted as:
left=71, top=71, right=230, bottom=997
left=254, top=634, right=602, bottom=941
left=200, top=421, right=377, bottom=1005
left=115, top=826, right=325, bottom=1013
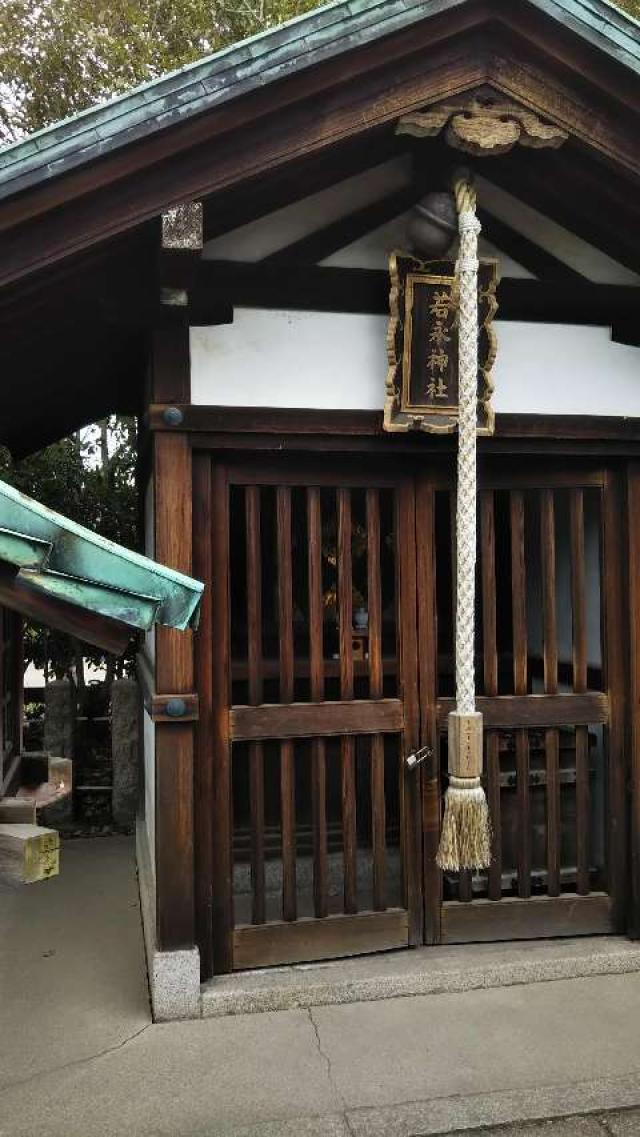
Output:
left=0, top=0, right=639, bottom=1018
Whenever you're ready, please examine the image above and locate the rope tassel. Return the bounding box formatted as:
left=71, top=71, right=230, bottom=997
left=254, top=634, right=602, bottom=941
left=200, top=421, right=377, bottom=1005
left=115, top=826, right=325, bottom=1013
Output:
left=436, top=171, right=492, bottom=873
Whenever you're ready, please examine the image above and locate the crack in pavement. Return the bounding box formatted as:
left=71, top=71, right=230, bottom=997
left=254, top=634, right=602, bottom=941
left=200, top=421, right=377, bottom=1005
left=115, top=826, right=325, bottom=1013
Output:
left=0, top=1022, right=152, bottom=1098
left=306, top=1007, right=356, bottom=1137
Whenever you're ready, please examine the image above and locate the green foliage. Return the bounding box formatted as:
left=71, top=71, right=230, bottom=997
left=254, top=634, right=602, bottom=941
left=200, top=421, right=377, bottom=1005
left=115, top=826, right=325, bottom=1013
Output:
left=0, top=0, right=320, bottom=142
left=613, top=0, right=640, bottom=17
left=0, top=0, right=637, bottom=142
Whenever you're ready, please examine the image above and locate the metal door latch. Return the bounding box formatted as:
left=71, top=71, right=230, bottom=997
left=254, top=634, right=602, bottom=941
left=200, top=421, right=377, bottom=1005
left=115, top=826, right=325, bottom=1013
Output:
left=405, top=745, right=433, bottom=770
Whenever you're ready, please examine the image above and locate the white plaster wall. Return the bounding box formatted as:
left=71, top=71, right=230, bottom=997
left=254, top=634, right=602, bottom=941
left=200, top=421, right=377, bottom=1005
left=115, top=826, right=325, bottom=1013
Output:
left=191, top=310, right=640, bottom=417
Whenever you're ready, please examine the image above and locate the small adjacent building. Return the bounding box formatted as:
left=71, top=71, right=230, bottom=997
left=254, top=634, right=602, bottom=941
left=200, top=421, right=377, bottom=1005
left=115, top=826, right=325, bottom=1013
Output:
left=0, top=0, right=639, bottom=1018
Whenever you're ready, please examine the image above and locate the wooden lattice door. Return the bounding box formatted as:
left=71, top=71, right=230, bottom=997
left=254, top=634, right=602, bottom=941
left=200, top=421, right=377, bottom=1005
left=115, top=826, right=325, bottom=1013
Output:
left=421, top=464, right=627, bottom=943
left=194, top=457, right=423, bottom=973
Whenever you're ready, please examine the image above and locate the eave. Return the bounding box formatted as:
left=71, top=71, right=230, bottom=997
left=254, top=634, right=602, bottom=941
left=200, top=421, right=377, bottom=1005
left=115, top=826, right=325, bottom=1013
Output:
left=0, top=479, right=203, bottom=648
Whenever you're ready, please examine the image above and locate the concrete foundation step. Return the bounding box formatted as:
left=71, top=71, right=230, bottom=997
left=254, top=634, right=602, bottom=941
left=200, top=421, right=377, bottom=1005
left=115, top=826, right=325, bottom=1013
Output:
left=201, top=934, right=640, bottom=1018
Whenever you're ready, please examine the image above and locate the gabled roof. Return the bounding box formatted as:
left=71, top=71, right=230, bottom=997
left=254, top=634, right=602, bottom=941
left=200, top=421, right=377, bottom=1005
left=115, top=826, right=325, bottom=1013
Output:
left=0, top=0, right=638, bottom=203
left=0, top=0, right=638, bottom=458
left=0, top=479, right=203, bottom=636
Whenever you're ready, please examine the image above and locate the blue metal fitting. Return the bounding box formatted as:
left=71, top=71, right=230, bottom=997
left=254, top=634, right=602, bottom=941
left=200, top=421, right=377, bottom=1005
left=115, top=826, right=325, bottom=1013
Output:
left=163, top=406, right=184, bottom=427
left=165, top=697, right=187, bottom=717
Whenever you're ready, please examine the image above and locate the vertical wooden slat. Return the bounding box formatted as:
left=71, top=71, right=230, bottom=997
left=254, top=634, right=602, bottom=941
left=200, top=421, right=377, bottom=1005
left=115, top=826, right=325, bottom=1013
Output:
left=571, top=489, right=590, bottom=896
left=277, top=486, right=296, bottom=922
left=193, top=454, right=214, bottom=976
left=602, top=471, right=627, bottom=930
left=541, top=490, right=560, bottom=898
left=308, top=487, right=329, bottom=917
left=511, top=492, right=528, bottom=696
left=367, top=489, right=386, bottom=911
left=397, top=480, right=422, bottom=945
left=416, top=480, right=441, bottom=943
left=246, top=486, right=265, bottom=924
left=626, top=463, right=640, bottom=938
left=481, top=490, right=501, bottom=902
left=210, top=462, right=233, bottom=972
left=307, top=488, right=324, bottom=700
left=511, top=490, right=531, bottom=898
left=338, top=488, right=356, bottom=915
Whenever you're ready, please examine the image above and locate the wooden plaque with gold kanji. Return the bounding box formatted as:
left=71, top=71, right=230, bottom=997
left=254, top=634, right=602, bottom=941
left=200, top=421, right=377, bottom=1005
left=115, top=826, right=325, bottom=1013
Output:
left=384, top=252, right=497, bottom=434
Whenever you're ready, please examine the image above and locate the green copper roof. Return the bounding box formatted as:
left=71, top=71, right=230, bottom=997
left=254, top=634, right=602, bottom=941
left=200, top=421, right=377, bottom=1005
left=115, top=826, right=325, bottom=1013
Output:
left=0, top=0, right=637, bottom=203
left=0, top=479, right=203, bottom=632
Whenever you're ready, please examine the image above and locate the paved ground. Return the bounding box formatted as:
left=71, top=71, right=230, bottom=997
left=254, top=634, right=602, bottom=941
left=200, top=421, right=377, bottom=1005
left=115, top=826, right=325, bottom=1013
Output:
left=461, top=1118, right=640, bottom=1135
left=3, top=837, right=640, bottom=1136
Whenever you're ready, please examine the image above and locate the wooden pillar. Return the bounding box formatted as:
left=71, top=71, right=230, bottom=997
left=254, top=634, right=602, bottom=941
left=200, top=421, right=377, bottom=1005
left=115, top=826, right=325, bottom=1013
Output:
left=151, top=202, right=202, bottom=952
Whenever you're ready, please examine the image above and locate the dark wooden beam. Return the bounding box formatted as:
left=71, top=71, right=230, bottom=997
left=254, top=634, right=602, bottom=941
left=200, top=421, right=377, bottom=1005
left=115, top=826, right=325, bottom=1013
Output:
left=484, top=153, right=640, bottom=276
left=202, top=129, right=406, bottom=242
left=195, top=261, right=640, bottom=324
left=478, top=208, right=585, bottom=283
left=0, top=567, right=133, bottom=655
left=145, top=407, right=640, bottom=444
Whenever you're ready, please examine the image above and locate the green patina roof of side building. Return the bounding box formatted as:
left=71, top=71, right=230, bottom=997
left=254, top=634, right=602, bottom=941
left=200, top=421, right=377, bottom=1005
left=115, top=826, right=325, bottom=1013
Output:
left=0, top=0, right=638, bottom=203
left=0, top=479, right=203, bottom=632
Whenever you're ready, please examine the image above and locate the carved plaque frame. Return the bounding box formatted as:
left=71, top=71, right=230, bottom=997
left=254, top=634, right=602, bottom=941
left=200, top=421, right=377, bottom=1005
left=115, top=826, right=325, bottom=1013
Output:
left=384, top=252, right=498, bottom=435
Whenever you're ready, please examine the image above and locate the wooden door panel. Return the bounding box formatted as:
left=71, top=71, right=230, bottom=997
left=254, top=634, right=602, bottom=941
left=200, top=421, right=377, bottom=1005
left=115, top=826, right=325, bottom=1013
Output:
left=198, top=461, right=422, bottom=972
left=426, top=470, right=626, bottom=941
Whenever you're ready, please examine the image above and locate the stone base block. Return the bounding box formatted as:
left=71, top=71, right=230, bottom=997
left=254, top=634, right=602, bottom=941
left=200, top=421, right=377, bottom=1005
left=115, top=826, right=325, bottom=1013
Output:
left=136, top=817, right=201, bottom=1021
left=150, top=947, right=200, bottom=1022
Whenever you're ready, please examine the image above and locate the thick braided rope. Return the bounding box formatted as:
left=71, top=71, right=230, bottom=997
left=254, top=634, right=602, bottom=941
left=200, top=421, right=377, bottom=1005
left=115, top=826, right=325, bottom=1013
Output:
left=453, top=176, right=481, bottom=717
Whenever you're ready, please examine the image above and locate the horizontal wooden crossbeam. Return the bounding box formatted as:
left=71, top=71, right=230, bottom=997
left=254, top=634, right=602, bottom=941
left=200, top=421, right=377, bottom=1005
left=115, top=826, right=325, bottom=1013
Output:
left=233, top=909, right=408, bottom=969
left=230, top=698, right=404, bottom=741
left=437, top=693, right=608, bottom=730
left=195, top=262, right=640, bottom=328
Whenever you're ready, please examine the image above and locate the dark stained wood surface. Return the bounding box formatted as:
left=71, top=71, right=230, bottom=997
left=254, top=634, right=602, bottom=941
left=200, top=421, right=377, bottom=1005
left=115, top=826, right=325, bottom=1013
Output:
left=442, top=893, right=614, bottom=943
left=0, top=568, right=132, bottom=656
left=602, top=471, right=628, bottom=932
left=192, top=453, right=214, bottom=974
left=541, top=489, right=560, bottom=900
left=233, top=909, right=409, bottom=970
left=153, top=427, right=195, bottom=952
left=481, top=490, right=501, bottom=902
left=277, top=486, right=297, bottom=922
left=416, top=479, right=441, bottom=942
left=246, top=486, right=266, bottom=924
left=192, top=263, right=640, bottom=324
left=151, top=405, right=640, bottom=447
left=626, top=463, right=640, bottom=938
left=231, top=698, right=404, bottom=741
left=368, top=489, right=386, bottom=911
left=210, top=462, right=234, bottom=971
left=570, top=488, right=590, bottom=897
left=436, top=694, right=608, bottom=729
left=338, top=489, right=356, bottom=915
left=397, top=479, right=422, bottom=945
